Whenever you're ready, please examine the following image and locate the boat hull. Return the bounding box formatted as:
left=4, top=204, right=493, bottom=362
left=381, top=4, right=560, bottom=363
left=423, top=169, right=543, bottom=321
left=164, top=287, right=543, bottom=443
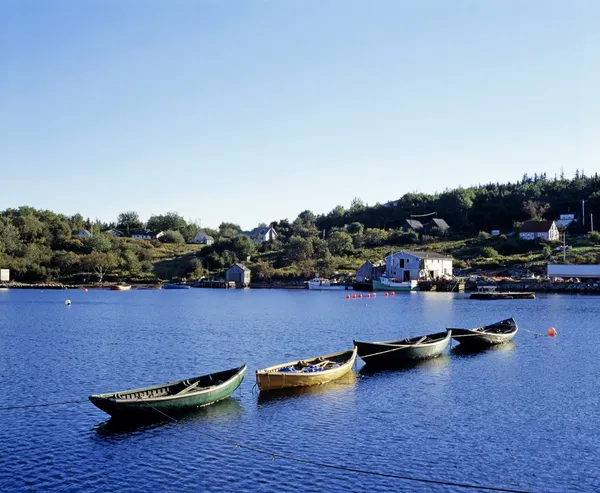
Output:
left=354, top=331, right=451, bottom=367
left=372, top=279, right=418, bottom=291
left=110, top=285, right=132, bottom=291
left=256, top=348, right=357, bottom=391
left=308, top=284, right=350, bottom=291
left=448, top=318, right=518, bottom=348
left=163, top=284, right=191, bottom=289
left=89, top=365, right=246, bottom=419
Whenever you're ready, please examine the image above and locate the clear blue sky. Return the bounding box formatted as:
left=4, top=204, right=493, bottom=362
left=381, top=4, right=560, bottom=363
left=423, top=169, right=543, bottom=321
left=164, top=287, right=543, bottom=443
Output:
left=1, top=1, right=598, bottom=229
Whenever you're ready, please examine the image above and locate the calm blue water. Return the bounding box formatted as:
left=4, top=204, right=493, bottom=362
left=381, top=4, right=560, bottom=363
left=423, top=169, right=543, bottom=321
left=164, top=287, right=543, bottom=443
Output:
left=0, top=288, right=598, bottom=492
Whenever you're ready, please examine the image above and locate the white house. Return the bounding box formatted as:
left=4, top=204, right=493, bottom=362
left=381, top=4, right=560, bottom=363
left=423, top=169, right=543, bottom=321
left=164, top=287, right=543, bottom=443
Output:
left=555, top=214, right=576, bottom=230
left=76, top=229, right=91, bottom=237
left=519, top=220, right=559, bottom=241
left=384, top=251, right=453, bottom=282
left=192, top=232, right=215, bottom=245
left=239, top=226, right=278, bottom=244
left=131, top=230, right=164, bottom=240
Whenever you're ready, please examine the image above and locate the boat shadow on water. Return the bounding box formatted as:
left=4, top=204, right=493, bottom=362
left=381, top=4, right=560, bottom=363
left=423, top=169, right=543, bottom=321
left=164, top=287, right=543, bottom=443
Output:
left=450, top=341, right=517, bottom=358
left=256, top=371, right=358, bottom=406
left=358, top=354, right=451, bottom=377
left=93, top=397, right=244, bottom=438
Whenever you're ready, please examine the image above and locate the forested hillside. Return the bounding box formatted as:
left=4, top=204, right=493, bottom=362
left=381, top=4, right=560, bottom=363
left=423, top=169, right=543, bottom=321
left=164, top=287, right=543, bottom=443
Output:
left=1, top=173, right=599, bottom=283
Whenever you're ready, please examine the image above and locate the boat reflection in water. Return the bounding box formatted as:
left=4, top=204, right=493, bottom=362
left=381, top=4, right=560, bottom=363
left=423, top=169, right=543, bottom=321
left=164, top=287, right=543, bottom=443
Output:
left=358, top=353, right=451, bottom=377
left=450, top=341, right=517, bottom=358
left=94, top=397, right=244, bottom=438
left=257, top=371, right=358, bottom=406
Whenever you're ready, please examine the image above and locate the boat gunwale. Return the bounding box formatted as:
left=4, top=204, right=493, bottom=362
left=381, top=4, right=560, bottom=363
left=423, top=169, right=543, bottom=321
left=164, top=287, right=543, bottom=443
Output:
left=256, top=348, right=357, bottom=376
left=354, top=331, right=451, bottom=349
left=447, top=318, right=518, bottom=336
left=89, top=365, right=247, bottom=404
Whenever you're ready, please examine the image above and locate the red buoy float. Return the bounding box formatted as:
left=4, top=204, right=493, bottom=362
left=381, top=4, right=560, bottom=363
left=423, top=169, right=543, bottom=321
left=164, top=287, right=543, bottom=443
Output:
left=346, top=294, right=350, bottom=299
left=366, top=293, right=371, bottom=298
left=372, top=293, right=376, bottom=297
left=352, top=294, right=357, bottom=299
left=358, top=294, right=363, bottom=298
left=391, top=291, right=396, bottom=296
left=548, top=327, right=557, bottom=337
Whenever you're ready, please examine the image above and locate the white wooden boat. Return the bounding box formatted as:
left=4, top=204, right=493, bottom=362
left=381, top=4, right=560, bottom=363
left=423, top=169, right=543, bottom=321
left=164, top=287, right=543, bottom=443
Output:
left=372, top=274, right=418, bottom=291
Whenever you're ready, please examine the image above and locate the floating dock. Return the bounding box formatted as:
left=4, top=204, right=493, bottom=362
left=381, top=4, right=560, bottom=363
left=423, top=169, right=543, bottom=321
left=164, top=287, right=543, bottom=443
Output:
left=470, top=291, right=535, bottom=300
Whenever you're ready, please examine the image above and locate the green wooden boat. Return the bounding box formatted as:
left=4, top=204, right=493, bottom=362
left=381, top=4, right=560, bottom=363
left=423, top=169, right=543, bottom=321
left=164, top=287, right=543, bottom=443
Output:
left=89, top=365, right=246, bottom=419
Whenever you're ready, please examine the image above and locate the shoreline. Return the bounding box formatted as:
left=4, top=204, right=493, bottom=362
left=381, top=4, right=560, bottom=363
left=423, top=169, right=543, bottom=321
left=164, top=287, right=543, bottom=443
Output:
left=2, top=279, right=600, bottom=294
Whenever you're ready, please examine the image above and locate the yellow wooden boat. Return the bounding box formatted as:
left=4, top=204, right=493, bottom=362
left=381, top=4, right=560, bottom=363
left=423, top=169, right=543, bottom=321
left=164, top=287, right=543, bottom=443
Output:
left=256, top=347, right=357, bottom=392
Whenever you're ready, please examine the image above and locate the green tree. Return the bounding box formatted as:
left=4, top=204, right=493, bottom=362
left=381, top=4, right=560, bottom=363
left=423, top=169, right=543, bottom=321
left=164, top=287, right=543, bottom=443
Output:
left=218, top=222, right=241, bottom=239
left=117, top=211, right=143, bottom=234
left=232, top=235, right=257, bottom=260
left=286, top=236, right=314, bottom=263
left=51, top=251, right=81, bottom=276
left=522, top=200, right=550, bottom=221
left=327, top=231, right=353, bottom=255
left=120, top=250, right=142, bottom=276
left=84, top=233, right=112, bottom=253
left=147, top=212, right=187, bottom=232
left=347, top=222, right=364, bottom=235
left=0, top=217, right=23, bottom=255
left=82, top=252, right=118, bottom=282
left=363, top=228, right=389, bottom=246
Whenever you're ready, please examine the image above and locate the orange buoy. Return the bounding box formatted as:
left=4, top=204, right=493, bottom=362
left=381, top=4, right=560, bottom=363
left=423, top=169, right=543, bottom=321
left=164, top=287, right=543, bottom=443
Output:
left=391, top=291, right=396, bottom=296
left=366, top=293, right=371, bottom=298
left=358, top=294, right=363, bottom=298
left=548, top=327, right=557, bottom=337
left=346, top=294, right=350, bottom=299
left=352, top=294, right=357, bottom=299
left=384, top=292, right=389, bottom=297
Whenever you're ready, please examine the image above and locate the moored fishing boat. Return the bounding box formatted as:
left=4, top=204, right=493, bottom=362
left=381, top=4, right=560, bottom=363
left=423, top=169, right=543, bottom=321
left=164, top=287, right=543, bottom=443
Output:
left=256, top=348, right=357, bottom=391
left=110, top=284, right=132, bottom=291
left=372, top=274, right=418, bottom=291
left=89, top=365, right=246, bottom=419
left=448, top=317, right=518, bottom=348
left=163, top=283, right=191, bottom=289
left=307, top=278, right=352, bottom=290
left=354, top=331, right=451, bottom=367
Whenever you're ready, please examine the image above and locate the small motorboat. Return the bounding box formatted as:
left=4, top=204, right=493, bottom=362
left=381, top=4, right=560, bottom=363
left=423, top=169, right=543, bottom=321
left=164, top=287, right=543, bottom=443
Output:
left=354, top=331, right=451, bottom=368
left=110, top=284, right=132, bottom=291
left=89, top=365, right=246, bottom=419
left=307, top=278, right=351, bottom=290
left=448, top=318, right=518, bottom=348
left=163, top=283, right=191, bottom=290
left=256, top=348, right=357, bottom=391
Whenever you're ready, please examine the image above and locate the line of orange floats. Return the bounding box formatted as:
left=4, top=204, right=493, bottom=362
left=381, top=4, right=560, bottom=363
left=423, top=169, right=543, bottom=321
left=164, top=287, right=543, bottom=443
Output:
left=345, top=292, right=395, bottom=299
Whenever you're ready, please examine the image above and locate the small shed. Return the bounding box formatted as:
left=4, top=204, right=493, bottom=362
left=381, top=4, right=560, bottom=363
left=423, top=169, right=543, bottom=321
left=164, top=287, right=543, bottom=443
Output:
left=355, top=260, right=385, bottom=282
left=424, top=218, right=450, bottom=235
left=226, top=263, right=251, bottom=286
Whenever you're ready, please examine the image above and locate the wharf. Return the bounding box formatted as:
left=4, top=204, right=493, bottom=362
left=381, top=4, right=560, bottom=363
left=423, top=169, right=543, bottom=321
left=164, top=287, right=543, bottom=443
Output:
left=418, top=279, right=465, bottom=292
left=193, top=280, right=236, bottom=289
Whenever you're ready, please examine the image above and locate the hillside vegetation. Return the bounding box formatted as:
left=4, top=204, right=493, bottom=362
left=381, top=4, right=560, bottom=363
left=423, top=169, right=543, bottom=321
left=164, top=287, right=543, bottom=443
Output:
left=1, top=173, right=599, bottom=283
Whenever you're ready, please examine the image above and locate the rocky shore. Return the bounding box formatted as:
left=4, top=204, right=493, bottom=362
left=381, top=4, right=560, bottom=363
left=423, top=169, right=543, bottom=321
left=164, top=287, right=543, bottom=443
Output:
left=465, top=279, right=600, bottom=294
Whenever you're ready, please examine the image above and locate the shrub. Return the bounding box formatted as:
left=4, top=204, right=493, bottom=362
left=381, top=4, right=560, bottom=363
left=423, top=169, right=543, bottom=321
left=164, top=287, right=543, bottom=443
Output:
left=478, top=231, right=491, bottom=240
left=587, top=231, right=600, bottom=244
left=161, top=230, right=185, bottom=244
left=480, top=246, right=498, bottom=258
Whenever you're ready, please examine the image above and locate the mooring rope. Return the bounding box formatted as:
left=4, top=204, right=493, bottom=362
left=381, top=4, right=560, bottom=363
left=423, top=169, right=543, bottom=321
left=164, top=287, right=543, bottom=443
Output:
left=0, top=399, right=88, bottom=411
left=144, top=403, right=533, bottom=493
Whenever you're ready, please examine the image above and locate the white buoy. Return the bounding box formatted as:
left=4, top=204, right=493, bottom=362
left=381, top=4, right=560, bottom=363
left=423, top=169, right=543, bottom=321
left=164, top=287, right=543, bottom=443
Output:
left=65, top=299, right=71, bottom=305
